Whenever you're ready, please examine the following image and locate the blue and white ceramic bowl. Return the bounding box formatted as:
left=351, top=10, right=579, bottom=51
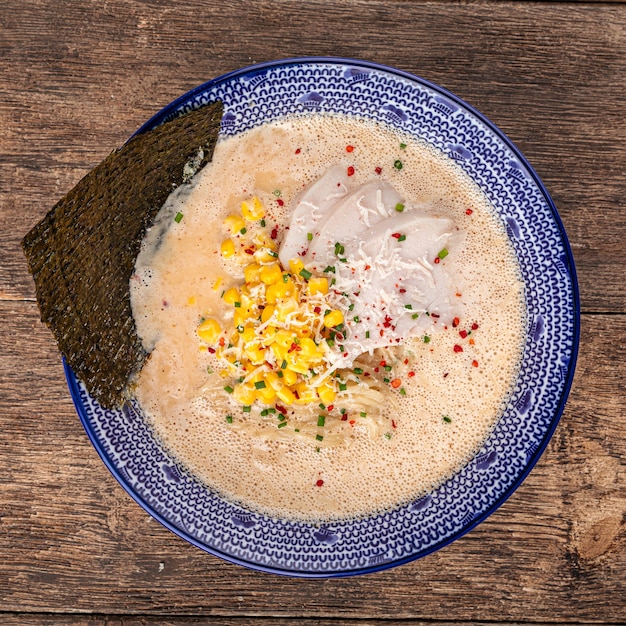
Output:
left=65, top=58, right=579, bottom=577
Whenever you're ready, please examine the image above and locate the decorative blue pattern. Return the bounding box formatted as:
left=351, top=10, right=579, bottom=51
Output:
left=66, top=58, right=579, bottom=577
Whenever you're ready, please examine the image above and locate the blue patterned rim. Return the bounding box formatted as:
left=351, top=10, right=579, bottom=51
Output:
left=65, top=58, right=579, bottom=577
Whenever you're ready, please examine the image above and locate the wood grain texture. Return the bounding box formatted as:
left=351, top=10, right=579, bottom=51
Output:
left=1, top=1, right=625, bottom=311
left=0, top=304, right=624, bottom=621
left=1, top=0, right=625, bottom=622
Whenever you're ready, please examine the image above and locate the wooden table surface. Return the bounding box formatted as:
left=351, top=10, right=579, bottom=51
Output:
left=2, top=0, right=625, bottom=623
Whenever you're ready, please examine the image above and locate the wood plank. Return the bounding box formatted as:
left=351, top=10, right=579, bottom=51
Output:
left=0, top=301, right=624, bottom=620
left=1, top=1, right=625, bottom=311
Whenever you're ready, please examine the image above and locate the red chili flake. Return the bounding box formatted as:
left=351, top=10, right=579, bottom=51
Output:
left=277, top=198, right=285, bottom=207
left=374, top=367, right=379, bottom=373
left=276, top=404, right=287, bottom=415
left=341, top=414, right=348, bottom=421
left=313, top=306, right=321, bottom=314
left=459, top=329, right=468, bottom=339
left=452, top=317, right=460, bottom=328
left=244, top=248, right=255, bottom=255
left=346, top=145, right=354, bottom=153
left=364, top=372, right=371, bottom=377
left=399, top=288, right=406, bottom=293
left=208, top=347, right=216, bottom=354
left=327, top=405, right=334, bottom=412
left=443, top=372, right=449, bottom=378
left=379, top=329, right=384, bottom=337
left=218, top=337, right=225, bottom=347
left=349, top=420, right=355, bottom=426
left=293, top=389, right=300, bottom=399
left=316, top=479, right=324, bottom=487
left=391, top=232, right=401, bottom=239
left=471, top=322, right=480, bottom=331
left=379, top=360, right=387, bottom=367
left=453, top=344, right=463, bottom=353
left=347, top=165, right=355, bottom=176
left=392, top=420, right=397, bottom=429
left=295, top=148, right=301, bottom=154
left=466, top=208, right=473, bottom=215
left=408, top=371, right=415, bottom=377
left=270, top=227, right=278, bottom=240
left=434, top=257, right=440, bottom=264
left=391, top=378, right=402, bottom=389
left=364, top=264, right=371, bottom=270
left=288, top=343, right=298, bottom=353
left=404, top=358, right=409, bottom=365
left=472, top=360, right=479, bottom=367
left=375, top=166, right=382, bottom=175
left=383, top=316, right=393, bottom=328
left=431, top=313, right=440, bottom=319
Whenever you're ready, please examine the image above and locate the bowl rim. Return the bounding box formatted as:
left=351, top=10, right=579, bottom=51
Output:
left=66, top=56, right=580, bottom=577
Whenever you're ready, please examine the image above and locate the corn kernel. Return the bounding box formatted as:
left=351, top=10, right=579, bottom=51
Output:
left=294, top=382, right=318, bottom=404
left=223, top=287, right=240, bottom=305
left=289, top=258, right=304, bottom=275
left=276, top=385, right=296, bottom=405
left=244, top=263, right=262, bottom=284
left=323, top=310, right=344, bottom=328
left=256, top=385, right=276, bottom=404
left=241, top=197, right=265, bottom=221
left=212, top=276, right=223, bottom=291
left=223, top=214, right=246, bottom=234
left=260, top=304, right=275, bottom=323
left=221, top=239, right=236, bottom=258
left=266, top=280, right=296, bottom=303
left=233, top=383, right=256, bottom=405
left=317, top=381, right=336, bottom=405
left=307, top=276, right=328, bottom=295
left=260, top=263, right=282, bottom=285
left=265, top=371, right=283, bottom=391
left=197, top=317, right=221, bottom=343
left=275, top=298, right=298, bottom=322
left=282, top=368, right=298, bottom=386
left=245, top=345, right=266, bottom=365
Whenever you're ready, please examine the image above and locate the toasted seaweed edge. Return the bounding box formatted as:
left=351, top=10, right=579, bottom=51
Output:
left=22, top=100, right=224, bottom=409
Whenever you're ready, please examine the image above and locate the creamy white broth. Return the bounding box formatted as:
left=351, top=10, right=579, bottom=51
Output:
left=130, top=114, right=526, bottom=522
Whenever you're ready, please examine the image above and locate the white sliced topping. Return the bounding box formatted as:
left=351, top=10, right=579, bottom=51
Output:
left=278, top=164, right=349, bottom=268
left=279, top=166, right=463, bottom=367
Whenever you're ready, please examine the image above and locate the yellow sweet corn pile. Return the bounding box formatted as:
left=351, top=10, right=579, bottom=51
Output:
left=197, top=197, right=347, bottom=411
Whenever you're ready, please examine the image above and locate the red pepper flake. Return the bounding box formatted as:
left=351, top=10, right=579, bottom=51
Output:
left=471, top=322, right=479, bottom=331
left=466, top=208, right=473, bottom=215
left=392, top=420, right=397, bottom=429
left=341, top=414, right=348, bottom=421
left=454, top=344, right=463, bottom=353
left=270, top=227, right=278, bottom=240
left=472, top=360, right=479, bottom=367
left=399, top=288, right=406, bottom=293
left=408, top=371, right=415, bottom=377
left=364, top=264, right=371, bottom=270
left=431, top=313, right=440, bottom=319
left=275, top=404, right=287, bottom=415
left=379, top=360, right=386, bottom=367
left=391, top=378, right=402, bottom=389
left=347, top=165, right=355, bottom=176
left=375, top=166, right=382, bottom=175
left=316, top=479, right=324, bottom=487
left=391, top=232, right=402, bottom=239
left=349, top=420, right=355, bottom=425
left=434, top=257, right=440, bottom=264
left=452, top=317, right=460, bottom=328
left=459, top=329, right=468, bottom=339
left=277, top=198, right=285, bottom=207
left=219, top=337, right=225, bottom=347
left=327, top=404, right=334, bottom=412
left=374, top=367, right=379, bottom=373
left=208, top=347, right=216, bottom=354
left=403, top=358, right=409, bottom=365
left=379, top=329, right=384, bottom=337
left=346, top=145, right=354, bottom=153
left=295, top=148, right=301, bottom=154
left=443, top=372, right=449, bottom=378
left=244, top=248, right=255, bottom=255
left=313, top=306, right=321, bottom=314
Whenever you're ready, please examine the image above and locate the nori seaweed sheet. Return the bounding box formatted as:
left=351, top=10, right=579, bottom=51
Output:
left=22, top=100, right=224, bottom=409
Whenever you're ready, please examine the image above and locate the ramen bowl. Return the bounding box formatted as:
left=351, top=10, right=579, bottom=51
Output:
left=65, top=58, right=579, bottom=577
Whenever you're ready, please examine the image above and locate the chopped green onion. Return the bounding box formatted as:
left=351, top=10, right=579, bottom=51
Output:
left=277, top=370, right=284, bottom=378
left=273, top=189, right=281, bottom=197
left=400, top=387, right=407, bottom=396
left=282, top=273, right=289, bottom=283
left=307, top=232, right=313, bottom=241
left=225, top=415, right=233, bottom=423
left=400, top=142, right=407, bottom=149
left=317, top=415, right=326, bottom=427
left=234, top=301, right=241, bottom=307
left=242, top=405, right=251, bottom=413
left=316, top=434, right=324, bottom=442
left=384, top=365, right=392, bottom=372
left=224, top=385, right=234, bottom=394
left=334, top=242, right=345, bottom=256
left=277, top=421, right=288, bottom=428
left=295, top=428, right=300, bottom=433
left=254, top=380, right=266, bottom=390
left=353, top=316, right=360, bottom=323
left=268, top=250, right=278, bottom=258
left=299, top=268, right=312, bottom=280
left=353, top=367, right=363, bottom=375
left=438, top=248, right=449, bottom=259
left=423, top=335, right=431, bottom=343
left=405, top=304, right=413, bottom=310
left=398, top=234, right=406, bottom=242
left=360, top=411, right=367, bottom=418
left=260, top=219, right=266, bottom=227
left=174, top=211, right=184, bottom=223
left=261, top=409, right=269, bottom=416
left=323, top=265, right=336, bottom=273
left=443, top=415, right=452, bottom=423
left=365, top=330, right=370, bottom=338
left=394, top=159, right=403, bottom=170
left=395, top=203, right=405, bottom=212
left=412, top=313, right=419, bottom=319
left=240, top=227, right=247, bottom=235
left=281, top=359, right=288, bottom=369
left=384, top=432, right=392, bottom=440
left=278, top=413, right=286, bottom=422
